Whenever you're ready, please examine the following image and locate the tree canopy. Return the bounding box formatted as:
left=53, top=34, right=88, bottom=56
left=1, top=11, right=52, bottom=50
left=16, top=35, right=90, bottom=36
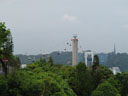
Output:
left=91, top=82, right=120, bottom=96
left=0, top=22, right=13, bottom=58
left=0, top=22, right=14, bottom=77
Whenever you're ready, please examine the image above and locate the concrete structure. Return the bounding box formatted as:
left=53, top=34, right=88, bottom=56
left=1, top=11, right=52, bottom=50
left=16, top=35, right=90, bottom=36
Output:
left=84, top=50, right=94, bottom=67
left=72, top=35, right=78, bottom=66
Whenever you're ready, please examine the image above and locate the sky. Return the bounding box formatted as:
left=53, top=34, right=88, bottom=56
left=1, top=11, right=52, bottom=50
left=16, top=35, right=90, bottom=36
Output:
left=0, top=0, right=128, bottom=54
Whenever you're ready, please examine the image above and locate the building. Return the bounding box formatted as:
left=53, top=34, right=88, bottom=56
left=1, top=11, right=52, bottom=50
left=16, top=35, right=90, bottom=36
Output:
left=84, top=50, right=94, bottom=67
left=72, top=35, right=78, bottom=66
left=21, top=64, right=27, bottom=68
left=110, top=67, right=121, bottom=75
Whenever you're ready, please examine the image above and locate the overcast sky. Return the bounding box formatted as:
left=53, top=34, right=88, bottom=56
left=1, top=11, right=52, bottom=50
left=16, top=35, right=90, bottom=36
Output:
left=0, top=0, right=128, bottom=54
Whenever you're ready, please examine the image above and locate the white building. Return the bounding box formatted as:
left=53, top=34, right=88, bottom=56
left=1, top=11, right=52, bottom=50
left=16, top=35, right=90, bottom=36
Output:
left=21, top=64, right=27, bottom=68
left=84, top=50, right=94, bottom=67
left=110, top=67, right=121, bottom=75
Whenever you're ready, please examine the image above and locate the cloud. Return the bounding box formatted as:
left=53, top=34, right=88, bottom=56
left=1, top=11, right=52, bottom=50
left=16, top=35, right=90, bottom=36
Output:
left=121, top=24, right=128, bottom=28
left=0, top=0, right=18, bottom=5
left=63, top=14, right=77, bottom=23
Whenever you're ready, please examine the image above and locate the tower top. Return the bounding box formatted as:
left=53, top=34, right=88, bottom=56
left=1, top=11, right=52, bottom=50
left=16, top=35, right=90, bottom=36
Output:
left=73, top=34, right=77, bottom=39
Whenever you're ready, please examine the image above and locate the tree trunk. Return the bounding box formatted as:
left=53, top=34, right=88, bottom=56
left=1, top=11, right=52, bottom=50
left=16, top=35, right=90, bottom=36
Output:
left=0, top=59, right=8, bottom=77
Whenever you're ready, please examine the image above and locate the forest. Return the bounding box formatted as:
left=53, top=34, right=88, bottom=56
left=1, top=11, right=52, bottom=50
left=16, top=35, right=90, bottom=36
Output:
left=1, top=56, right=128, bottom=96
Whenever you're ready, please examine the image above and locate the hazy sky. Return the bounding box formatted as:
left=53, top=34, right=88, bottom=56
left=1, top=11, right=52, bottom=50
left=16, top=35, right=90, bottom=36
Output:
left=0, top=0, right=128, bottom=54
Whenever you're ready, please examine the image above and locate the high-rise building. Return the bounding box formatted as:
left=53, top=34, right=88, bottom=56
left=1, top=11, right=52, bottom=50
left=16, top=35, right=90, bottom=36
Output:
left=72, top=35, right=78, bottom=66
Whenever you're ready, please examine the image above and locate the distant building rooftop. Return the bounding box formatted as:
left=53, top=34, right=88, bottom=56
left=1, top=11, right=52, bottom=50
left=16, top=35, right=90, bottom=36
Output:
left=21, top=64, right=27, bottom=68
left=110, top=67, right=121, bottom=75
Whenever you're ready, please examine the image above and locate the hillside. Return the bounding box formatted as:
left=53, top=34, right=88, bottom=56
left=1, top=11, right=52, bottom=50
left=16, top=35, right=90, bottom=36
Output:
left=16, top=52, right=128, bottom=72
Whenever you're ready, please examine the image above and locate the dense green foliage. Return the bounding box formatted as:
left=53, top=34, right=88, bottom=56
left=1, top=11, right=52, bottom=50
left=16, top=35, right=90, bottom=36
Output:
left=4, top=58, right=77, bottom=96
left=0, top=22, right=21, bottom=77
left=116, top=73, right=128, bottom=96
left=0, top=22, right=13, bottom=57
left=0, top=76, right=8, bottom=96
left=1, top=55, right=126, bottom=96
left=75, top=62, right=93, bottom=96
left=1, top=58, right=126, bottom=96
left=91, top=82, right=120, bottom=96
left=0, top=22, right=13, bottom=77
left=7, top=71, right=76, bottom=96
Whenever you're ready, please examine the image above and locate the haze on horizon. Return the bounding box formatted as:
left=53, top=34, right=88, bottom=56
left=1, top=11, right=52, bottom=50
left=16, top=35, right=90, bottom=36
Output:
left=0, top=0, right=128, bottom=55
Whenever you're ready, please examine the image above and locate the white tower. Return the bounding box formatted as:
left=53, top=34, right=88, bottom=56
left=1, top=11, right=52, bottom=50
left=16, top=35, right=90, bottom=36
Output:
left=72, top=35, right=78, bottom=66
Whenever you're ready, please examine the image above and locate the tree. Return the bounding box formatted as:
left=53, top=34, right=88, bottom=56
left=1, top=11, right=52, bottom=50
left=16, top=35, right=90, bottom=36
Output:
left=8, top=56, right=21, bottom=73
left=40, top=58, right=46, bottom=64
left=7, top=68, right=77, bottom=96
left=0, top=76, right=8, bottom=96
left=92, top=65, right=113, bottom=90
left=0, top=22, right=13, bottom=77
left=75, top=62, right=93, bottom=96
left=91, top=82, right=120, bottom=96
left=48, top=56, right=53, bottom=66
left=106, top=76, right=121, bottom=92
left=92, top=55, right=99, bottom=73
left=116, top=73, right=128, bottom=96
